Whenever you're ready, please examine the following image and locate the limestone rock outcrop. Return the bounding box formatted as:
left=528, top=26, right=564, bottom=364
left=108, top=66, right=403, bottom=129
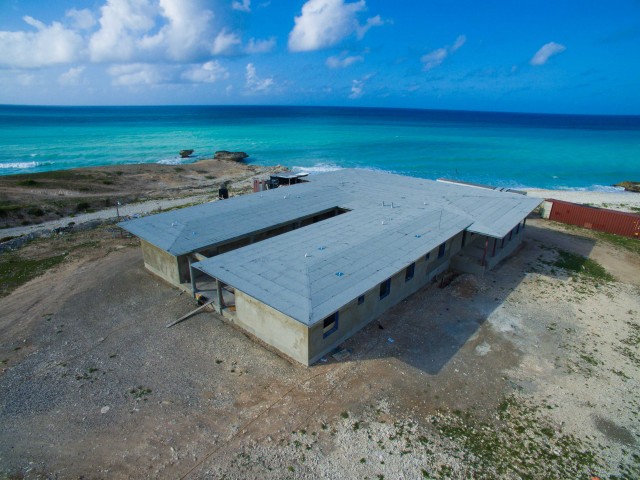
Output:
left=214, top=151, right=249, bottom=162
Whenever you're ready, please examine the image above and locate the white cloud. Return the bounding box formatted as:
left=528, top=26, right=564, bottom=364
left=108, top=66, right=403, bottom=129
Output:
left=421, top=48, right=447, bottom=71
left=356, top=15, right=383, bottom=39
left=288, top=0, right=382, bottom=52
left=108, top=63, right=166, bottom=86
left=245, top=62, right=273, bottom=93
left=212, top=29, right=242, bottom=55
left=349, top=79, right=364, bottom=98
left=65, top=8, right=96, bottom=30
left=182, top=61, right=229, bottom=83
left=451, top=34, right=466, bottom=52
left=245, top=37, right=276, bottom=54
left=142, top=0, right=214, bottom=61
left=89, top=0, right=157, bottom=62
left=326, top=51, right=363, bottom=68
left=348, top=73, right=373, bottom=99
left=91, top=0, right=217, bottom=62
left=0, top=16, right=83, bottom=68
left=421, top=35, right=466, bottom=71
left=0, top=0, right=269, bottom=72
left=59, top=66, right=86, bottom=85
left=530, top=42, right=566, bottom=66
left=232, top=0, right=251, bottom=12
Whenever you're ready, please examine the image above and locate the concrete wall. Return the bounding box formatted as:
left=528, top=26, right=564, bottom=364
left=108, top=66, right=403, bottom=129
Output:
left=306, top=231, right=464, bottom=364
left=234, top=290, right=310, bottom=365
left=140, top=240, right=182, bottom=286
left=451, top=221, right=527, bottom=275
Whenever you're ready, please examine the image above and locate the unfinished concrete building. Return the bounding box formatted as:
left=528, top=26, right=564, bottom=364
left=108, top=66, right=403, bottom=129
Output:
left=120, top=169, right=540, bottom=365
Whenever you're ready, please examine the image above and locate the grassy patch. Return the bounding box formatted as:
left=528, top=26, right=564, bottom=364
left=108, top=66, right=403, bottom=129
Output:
left=128, top=386, right=152, bottom=399
left=0, top=202, right=24, bottom=217
left=592, top=230, right=640, bottom=256
left=432, top=396, right=601, bottom=478
left=552, top=250, right=614, bottom=282
left=557, top=223, right=640, bottom=256
left=0, top=252, right=67, bottom=297
left=615, top=322, right=640, bottom=368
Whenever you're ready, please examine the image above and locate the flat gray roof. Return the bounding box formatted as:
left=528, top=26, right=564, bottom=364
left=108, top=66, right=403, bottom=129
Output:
left=119, top=182, right=352, bottom=255
left=194, top=206, right=471, bottom=326
left=120, top=169, right=540, bottom=326
left=120, top=169, right=540, bottom=255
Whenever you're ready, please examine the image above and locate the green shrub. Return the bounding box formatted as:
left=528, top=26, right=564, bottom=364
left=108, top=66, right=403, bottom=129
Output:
left=17, top=179, right=39, bottom=187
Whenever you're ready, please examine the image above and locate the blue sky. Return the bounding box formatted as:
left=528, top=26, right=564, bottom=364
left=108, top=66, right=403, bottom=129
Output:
left=0, top=0, right=639, bottom=114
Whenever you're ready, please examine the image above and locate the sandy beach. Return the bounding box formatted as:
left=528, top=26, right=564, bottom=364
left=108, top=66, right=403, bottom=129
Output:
left=525, top=188, right=640, bottom=213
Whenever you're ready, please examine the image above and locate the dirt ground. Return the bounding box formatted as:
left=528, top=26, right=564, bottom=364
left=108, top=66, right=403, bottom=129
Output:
left=1, top=219, right=639, bottom=479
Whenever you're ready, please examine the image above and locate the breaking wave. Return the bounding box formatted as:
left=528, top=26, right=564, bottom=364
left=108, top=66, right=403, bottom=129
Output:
left=556, top=185, right=627, bottom=193
left=157, top=157, right=184, bottom=165
left=0, top=161, right=42, bottom=169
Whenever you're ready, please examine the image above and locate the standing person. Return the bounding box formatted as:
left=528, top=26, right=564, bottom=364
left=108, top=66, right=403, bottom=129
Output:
left=218, top=184, right=229, bottom=199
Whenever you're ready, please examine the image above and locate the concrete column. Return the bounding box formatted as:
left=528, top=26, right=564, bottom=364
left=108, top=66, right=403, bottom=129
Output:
left=481, top=238, right=489, bottom=267
left=188, top=257, right=197, bottom=297
left=215, top=278, right=224, bottom=314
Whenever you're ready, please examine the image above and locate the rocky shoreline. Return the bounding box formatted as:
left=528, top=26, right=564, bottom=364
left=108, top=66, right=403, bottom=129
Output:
left=614, top=181, right=640, bottom=193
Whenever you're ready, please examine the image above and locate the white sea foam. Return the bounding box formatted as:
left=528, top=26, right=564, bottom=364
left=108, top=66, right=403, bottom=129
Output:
left=556, top=185, right=626, bottom=193
left=157, top=157, right=183, bottom=165
left=291, top=163, right=343, bottom=174
left=0, top=161, right=41, bottom=169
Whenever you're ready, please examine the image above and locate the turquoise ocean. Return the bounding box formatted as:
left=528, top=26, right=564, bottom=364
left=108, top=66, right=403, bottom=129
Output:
left=1, top=105, right=638, bottom=190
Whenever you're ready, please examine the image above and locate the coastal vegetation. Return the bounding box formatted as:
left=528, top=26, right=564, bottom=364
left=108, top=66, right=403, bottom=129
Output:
left=551, top=249, right=615, bottom=282
left=0, top=251, right=66, bottom=297
left=556, top=222, right=640, bottom=256
left=0, top=157, right=268, bottom=228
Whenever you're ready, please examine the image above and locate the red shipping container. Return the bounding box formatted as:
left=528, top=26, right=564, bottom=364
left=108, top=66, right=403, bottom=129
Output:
left=548, top=199, right=640, bottom=239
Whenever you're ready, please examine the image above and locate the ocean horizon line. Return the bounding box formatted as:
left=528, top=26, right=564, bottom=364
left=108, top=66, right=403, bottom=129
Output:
left=2, top=103, right=640, bottom=119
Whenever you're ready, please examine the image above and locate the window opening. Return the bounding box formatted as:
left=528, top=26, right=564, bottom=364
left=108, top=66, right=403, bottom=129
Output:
left=405, top=263, right=415, bottom=281
left=379, top=278, right=391, bottom=299
left=323, top=312, right=339, bottom=338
